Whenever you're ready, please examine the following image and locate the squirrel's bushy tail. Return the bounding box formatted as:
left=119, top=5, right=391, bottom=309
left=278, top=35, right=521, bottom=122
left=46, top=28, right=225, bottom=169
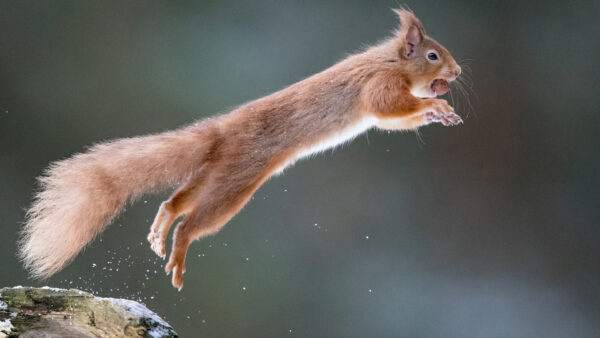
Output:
left=19, top=122, right=213, bottom=279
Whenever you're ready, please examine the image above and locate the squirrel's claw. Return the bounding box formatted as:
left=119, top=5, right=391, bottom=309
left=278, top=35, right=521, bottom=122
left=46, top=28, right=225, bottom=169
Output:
left=165, top=250, right=186, bottom=290
left=425, top=110, right=463, bottom=126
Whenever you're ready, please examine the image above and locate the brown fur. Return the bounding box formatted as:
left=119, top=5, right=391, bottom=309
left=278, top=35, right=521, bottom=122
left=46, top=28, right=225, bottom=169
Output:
left=20, top=9, right=463, bottom=289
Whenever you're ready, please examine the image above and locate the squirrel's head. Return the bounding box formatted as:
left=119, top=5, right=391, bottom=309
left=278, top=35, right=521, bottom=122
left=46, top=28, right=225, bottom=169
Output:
left=393, top=8, right=461, bottom=98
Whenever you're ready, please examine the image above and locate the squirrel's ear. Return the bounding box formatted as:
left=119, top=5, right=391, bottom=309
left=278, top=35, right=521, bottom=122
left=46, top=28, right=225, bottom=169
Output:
left=393, top=8, right=425, bottom=58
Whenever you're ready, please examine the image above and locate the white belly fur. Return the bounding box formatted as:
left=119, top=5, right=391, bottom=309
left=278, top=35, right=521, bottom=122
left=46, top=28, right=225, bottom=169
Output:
left=274, top=116, right=377, bottom=174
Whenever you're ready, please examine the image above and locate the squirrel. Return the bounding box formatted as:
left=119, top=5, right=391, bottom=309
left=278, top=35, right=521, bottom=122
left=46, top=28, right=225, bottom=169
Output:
left=20, top=9, right=463, bottom=290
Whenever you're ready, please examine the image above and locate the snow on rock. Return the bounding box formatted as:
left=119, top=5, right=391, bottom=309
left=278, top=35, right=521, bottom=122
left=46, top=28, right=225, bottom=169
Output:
left=101, top=297, right=174, bottom=338
left=0, top=319, right=15, bottom=338
left=40, top=285, right=68, bottom=292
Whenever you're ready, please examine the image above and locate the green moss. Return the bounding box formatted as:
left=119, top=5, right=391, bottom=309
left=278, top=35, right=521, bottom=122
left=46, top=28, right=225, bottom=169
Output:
left=6, top=313, right=44, bottom=333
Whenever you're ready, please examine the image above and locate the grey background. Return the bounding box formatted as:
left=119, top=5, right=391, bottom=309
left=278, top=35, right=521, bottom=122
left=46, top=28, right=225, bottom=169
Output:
left=1, top=0, right=599, bottom=337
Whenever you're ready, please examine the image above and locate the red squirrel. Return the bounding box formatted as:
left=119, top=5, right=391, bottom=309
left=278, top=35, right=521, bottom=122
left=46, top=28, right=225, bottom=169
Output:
left=20, top=9, right=463, bottom=290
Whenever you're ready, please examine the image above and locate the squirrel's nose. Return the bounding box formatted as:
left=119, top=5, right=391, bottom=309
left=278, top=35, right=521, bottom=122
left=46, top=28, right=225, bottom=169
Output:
left=454, top=66, right=462, bottom=78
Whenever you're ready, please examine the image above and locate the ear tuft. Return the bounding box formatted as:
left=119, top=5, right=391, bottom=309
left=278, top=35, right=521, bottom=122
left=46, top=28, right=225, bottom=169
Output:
left=393, top=8, right=426, bottom=58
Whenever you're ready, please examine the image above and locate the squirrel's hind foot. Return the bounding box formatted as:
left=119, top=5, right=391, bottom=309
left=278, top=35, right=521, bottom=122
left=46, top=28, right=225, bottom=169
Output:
left=147, top=231, right=167, bottom=259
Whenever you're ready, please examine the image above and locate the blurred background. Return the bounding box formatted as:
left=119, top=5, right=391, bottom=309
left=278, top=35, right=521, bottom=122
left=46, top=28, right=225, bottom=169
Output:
left=1, top=0, right=599, bottom=337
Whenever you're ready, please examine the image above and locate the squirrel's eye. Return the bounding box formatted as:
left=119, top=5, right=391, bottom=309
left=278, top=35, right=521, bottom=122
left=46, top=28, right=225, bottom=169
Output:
left=427, top=52, right=438, bottom=61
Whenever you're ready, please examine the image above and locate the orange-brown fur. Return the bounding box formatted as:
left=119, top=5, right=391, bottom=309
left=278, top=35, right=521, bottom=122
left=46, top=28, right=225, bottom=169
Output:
left=20, top=9, right=463, bottom=290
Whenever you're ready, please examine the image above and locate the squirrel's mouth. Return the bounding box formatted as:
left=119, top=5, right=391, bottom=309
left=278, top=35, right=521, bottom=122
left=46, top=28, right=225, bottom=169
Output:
left=430, top=79, right=450, bottom=96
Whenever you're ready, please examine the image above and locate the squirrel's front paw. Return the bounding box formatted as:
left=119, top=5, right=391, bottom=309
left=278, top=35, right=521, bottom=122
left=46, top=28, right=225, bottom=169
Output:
left=424, top=99, right=462, bottom=126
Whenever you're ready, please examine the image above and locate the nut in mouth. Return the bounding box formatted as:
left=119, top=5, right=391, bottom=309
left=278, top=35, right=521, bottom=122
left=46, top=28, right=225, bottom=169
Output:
left=431, top=79, right=450, bottom=96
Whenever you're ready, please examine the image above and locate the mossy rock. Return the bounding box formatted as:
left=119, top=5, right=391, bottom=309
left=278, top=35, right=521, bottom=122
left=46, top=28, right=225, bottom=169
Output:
left=0, top=286, right=177, bottom=337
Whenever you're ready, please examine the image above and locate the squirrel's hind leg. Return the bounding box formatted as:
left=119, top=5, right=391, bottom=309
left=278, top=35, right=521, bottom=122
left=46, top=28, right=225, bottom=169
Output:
left=165, top=169, right=269, bottom=290
left=147, top=173, right=207, bottom=259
